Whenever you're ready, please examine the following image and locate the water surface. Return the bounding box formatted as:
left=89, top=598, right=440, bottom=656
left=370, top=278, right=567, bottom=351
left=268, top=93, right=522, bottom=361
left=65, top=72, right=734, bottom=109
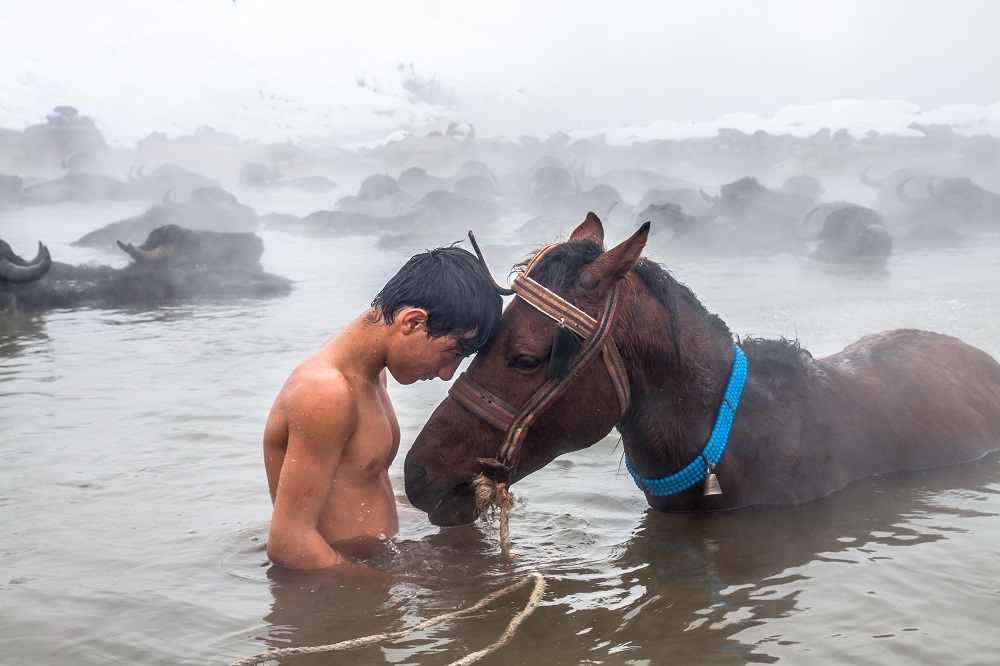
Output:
left=2, top=200, right=999, bottom=665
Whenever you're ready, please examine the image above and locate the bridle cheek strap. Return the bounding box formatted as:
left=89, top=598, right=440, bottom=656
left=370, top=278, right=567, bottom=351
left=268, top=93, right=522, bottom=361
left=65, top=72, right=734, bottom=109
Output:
left=602, top=338, right=629, bottom=415
left=448, top=275, right=630, bottom=477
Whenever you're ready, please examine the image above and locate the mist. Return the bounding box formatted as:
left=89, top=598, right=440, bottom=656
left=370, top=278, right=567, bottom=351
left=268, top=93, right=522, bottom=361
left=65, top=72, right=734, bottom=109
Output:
left=3, top=0, right=1000, bottom=270
left=3, top=0, right=999, bottom=145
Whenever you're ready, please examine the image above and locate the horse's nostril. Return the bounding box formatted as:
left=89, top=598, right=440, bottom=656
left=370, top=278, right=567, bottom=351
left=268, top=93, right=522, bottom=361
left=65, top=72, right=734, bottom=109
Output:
left=404, top=462, right=427, bottom=489
left=404, top=462, right=435, bottom=511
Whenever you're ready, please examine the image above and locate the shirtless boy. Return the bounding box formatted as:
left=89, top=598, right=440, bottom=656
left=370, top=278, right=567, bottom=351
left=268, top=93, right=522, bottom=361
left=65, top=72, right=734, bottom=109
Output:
left=263, top=246, right=502, bottom=570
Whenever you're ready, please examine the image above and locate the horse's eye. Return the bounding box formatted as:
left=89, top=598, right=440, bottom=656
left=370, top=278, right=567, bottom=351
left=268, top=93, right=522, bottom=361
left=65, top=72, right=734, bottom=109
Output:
left=510, top=355, right=541, bottom=371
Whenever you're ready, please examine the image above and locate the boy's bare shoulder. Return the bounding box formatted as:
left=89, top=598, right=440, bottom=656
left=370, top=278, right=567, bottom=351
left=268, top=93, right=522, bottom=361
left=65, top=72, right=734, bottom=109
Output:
left=281, top=359, right=354, bottom=405
left=270, top=367, right=360, bottom=450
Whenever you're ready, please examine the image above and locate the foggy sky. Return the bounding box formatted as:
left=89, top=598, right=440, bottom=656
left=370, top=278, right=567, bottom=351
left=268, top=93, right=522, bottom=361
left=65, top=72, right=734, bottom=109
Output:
left=3, top=0, right=999, bottom=142
left=430, top=0, right=1000, bottom=134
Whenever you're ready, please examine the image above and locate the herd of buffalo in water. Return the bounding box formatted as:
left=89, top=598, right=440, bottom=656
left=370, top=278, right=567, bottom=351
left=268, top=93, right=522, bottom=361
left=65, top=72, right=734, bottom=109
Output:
left=2, top=106, right=999, bottom=314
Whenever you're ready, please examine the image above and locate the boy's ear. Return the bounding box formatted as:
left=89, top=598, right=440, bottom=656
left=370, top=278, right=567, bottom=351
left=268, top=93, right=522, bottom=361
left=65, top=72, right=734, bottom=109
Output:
left=398, top=307, right=429, bottom=334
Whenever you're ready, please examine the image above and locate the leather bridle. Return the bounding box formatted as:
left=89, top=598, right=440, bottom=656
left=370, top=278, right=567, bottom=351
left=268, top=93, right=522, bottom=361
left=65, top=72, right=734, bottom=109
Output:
left=449, top=241, right=631, bottom=480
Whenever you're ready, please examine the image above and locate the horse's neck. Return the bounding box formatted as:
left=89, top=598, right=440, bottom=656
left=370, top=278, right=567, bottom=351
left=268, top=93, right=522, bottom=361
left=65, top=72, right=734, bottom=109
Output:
left=617, top=282, right=735, bottom=477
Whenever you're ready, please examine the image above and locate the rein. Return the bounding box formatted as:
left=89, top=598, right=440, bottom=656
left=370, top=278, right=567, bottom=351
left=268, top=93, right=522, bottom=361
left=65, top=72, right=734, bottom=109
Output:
left=450, top=244, right=630, bottom=480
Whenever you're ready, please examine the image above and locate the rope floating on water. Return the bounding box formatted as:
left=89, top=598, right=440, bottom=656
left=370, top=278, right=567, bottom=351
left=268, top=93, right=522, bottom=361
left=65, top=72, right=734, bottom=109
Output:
left=448, top=572, right=544, bottom=666
left=472, top=474, right=516, bottom=555
left=227, top=572, right=545, bottom=666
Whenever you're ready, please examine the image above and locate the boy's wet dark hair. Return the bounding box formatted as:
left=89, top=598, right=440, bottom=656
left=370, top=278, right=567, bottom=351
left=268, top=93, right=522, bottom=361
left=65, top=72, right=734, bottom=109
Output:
left=371, top=245, right=503, bottom=355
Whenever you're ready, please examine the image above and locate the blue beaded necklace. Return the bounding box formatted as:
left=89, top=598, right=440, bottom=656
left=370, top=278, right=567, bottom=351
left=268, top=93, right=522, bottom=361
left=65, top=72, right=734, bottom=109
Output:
left=625, top=346, right=748, bottom=496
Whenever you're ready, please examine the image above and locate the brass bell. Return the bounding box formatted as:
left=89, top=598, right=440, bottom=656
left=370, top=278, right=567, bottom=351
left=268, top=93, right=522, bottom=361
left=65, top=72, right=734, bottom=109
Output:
left=703, top=461, right=722, bottom=496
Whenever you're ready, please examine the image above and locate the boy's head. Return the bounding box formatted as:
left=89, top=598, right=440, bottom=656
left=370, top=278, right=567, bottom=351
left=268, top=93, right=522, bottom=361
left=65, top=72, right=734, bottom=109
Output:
left=371, top=245, right=503, bottom=355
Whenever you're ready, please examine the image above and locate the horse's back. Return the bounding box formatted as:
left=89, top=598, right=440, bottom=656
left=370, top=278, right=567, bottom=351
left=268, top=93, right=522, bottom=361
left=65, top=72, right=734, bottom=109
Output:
left=833, top=328, right=1000, bottom=387
left=822, top=328, right=1000, bottom=465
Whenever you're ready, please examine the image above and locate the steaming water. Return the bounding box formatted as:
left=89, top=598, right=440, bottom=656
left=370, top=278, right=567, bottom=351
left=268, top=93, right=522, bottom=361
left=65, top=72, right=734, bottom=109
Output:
left=2, top=196, right=999, bottom=666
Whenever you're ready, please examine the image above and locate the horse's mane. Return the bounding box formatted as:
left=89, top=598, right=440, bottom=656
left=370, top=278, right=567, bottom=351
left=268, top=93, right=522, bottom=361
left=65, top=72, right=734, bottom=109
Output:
left=514, top=240, right=603, bottom=293
left=737, top=335, right=816, bottom=380
left=632, top=257, right=730, bottom=343
left=634, top=257, right=815, bottom=381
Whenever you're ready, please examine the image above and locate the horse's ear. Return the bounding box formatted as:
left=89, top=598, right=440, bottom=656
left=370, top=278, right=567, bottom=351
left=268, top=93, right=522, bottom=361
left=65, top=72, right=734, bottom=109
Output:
left=580, top=222, right=650, bottom=293
left=569, top=212, right=605, bottom=245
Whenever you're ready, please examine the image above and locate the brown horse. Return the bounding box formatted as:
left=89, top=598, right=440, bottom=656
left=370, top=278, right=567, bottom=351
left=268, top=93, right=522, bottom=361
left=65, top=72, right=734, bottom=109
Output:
left=404, top=213, right=1000, bottom=526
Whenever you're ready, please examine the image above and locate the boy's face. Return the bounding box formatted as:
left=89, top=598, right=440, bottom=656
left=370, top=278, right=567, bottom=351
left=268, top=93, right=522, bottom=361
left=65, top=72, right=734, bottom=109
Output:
left=411, top=331, right=473, bottom=384
left=388, top=308, right=477, bottom=385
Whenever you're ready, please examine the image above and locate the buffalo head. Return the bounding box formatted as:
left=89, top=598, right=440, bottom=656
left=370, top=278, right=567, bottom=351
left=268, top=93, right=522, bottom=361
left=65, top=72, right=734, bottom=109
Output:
left=117, top=225, right=264, bottom=270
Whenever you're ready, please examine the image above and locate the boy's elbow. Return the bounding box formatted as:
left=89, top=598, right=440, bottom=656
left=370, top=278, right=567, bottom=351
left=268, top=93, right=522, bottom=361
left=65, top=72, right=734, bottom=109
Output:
left=265, top=524, right=305, bottom=568
left=265, top=524, right=340, bottom=570
left=265, top=531, right=296, bottom=568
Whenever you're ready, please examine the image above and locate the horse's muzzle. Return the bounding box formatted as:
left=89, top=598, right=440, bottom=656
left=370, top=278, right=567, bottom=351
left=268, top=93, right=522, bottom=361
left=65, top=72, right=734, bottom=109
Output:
left=404, top=463, right=479, bottom=526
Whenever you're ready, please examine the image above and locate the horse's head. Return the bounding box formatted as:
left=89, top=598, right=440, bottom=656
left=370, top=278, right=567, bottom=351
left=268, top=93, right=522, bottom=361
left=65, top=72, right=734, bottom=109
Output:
left=405, top=213, right=649, bottom=525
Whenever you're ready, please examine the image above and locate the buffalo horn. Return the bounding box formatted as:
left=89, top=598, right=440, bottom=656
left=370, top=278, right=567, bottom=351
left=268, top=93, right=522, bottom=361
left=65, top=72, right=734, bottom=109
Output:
left=0, top=243, right=52, bottom=283
left=201, top=187, right=232, bottom=210
left=895, top=177, right=927, bottom=206
left=859, top=167, right=885, bottom=188
left=117, top=240, right=174, bottom=261
left=699, top=188, right=719, bottom=204
left=602, top=200, right=620, bottom=222
left=655, top=221, right=676, bottom=244
left=797, top=207, right=826, bottom=239
left=927, top=178, right=953, bottom=203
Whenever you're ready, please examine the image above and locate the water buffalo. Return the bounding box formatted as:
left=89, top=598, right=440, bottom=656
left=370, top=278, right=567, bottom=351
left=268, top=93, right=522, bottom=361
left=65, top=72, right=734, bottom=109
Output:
left=634, top=188, right=707, bottom=217
left=266, top=185, right=500, bottom=241
left=450, top=160, right=497, bottom=183
left=334, top=173, right=412, bottom=218
left=592, top=169, right=701, bottom=205
left=799, top=204, right=892, bottom=266
left=452, top=174, right=498, bottom=202
left=631, top=202, right=703, bottom=252
left=238, top=162, right=336, bottom=193
left=1, top=226, right=291, bottom=314
left=859, top=167, right=940, bottom=212
left=698, top=177, right=815, bottom=254
left=19, top=172, right=138, bottom=206
left=20, top=106, right=108, bottom=170
left=529, top=164, right=580, bottom=202
left=494, top=158, right=580, bottom=212
left=780, top=174, right=825, bottom=200
left=262, top=209, right=394, bottom=237
left=894, top=176, right=1000, bottom=232
left=538, top=184, right=625, bottom=225
left=72, top=187, right=260, bottom=249
left=372, top=188, right=503, bottom=247
left=128, top=163, right=223, bottom=200
left=397, top=167, right=449, bottom=199
left=116, top=224, right=266, bottom=270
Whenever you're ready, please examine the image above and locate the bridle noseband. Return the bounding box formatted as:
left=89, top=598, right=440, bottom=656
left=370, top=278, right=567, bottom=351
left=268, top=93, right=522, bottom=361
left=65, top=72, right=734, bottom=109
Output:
left=449, top=242, right=631, bottom=480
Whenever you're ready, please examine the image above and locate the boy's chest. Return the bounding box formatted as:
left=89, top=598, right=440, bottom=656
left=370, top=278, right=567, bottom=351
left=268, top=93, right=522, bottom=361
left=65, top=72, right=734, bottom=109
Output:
left=346, top=384, right=400, bottom=468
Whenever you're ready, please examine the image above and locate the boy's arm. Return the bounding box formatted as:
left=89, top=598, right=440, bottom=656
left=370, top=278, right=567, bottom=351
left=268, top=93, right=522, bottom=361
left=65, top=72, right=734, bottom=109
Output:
left=266, top=376, right=357, bottom=569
